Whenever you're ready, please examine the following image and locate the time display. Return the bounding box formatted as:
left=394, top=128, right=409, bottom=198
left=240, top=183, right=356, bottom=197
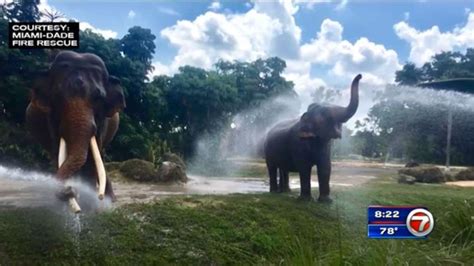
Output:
left=367, top=206, right=434, bottom=239
left=374, top=210, right=399, bottom=219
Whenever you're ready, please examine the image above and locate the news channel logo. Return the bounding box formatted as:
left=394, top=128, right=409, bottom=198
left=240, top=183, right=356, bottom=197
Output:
left=367, top=206, right=435, bottom=239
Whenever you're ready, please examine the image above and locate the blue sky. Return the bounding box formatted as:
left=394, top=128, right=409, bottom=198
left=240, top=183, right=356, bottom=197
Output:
left=43, top=1, right=474, bottom=106
left=47, top=1, right=474, bottom=76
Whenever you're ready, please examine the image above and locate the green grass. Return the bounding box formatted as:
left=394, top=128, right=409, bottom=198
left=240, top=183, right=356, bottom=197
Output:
left=0, top=182, right=473, bottom=265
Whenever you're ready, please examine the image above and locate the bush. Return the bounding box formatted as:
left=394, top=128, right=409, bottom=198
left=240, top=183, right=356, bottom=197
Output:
left=454, top=168, right=474, bottom=181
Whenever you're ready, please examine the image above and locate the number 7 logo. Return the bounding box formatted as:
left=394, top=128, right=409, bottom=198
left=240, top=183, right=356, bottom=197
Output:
left=406, top=208, right=434, bottom=237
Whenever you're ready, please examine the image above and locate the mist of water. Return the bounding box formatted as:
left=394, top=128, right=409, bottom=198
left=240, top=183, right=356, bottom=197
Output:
left=189, top=94, right=301, bottom=175
left=0, top=164, right=114, bottom=256
left=0, top=164, right=112, bottom=212
left=384, top=85, right=474, bottom=111
left=189, top=82, right=474, bottom=174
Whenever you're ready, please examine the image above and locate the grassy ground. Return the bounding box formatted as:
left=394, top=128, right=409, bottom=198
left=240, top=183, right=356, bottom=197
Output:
left=0, top=178, right=473, bottom=264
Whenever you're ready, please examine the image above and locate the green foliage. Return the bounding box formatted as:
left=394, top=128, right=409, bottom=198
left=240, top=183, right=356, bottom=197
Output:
left=120, top=26, right=156, bottom=74
left=3, top=0, right=40, bottom=22
left=396, top=50, right=474, bottom=85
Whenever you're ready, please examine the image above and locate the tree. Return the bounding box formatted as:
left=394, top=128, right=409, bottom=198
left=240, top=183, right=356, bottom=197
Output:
left=4, top=0, right=40, bottom=22
left=395, top=63, right=423, bottom=85
left=396, top=50, right=474, bottom=86
left=120, top=26, right=156, bottom=74
left=41, top=9, right=63, bottom=22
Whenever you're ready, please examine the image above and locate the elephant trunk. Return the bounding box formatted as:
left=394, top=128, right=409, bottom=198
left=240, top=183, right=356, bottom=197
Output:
left=56, top=98, right=95, bottom=181
left=336, top=74, right=362, bottom=122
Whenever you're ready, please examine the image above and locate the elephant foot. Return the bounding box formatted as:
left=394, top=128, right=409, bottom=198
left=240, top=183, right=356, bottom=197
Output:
left=317, top=195, right=333, bottom=204
left=297, top=195, right=313, bottom=202
left=269, top=187, right=279, bottom=193
left=108, top=193, right=117, bottom=203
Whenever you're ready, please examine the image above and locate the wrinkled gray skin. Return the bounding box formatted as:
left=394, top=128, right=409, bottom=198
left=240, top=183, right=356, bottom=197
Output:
left=25, top=51, right=126, bottom=201
left=264, top=74, right=362, bottom=203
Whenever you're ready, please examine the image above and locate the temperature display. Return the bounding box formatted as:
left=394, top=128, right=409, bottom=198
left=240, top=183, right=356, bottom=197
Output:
left=367, top=206, right=434, bottom=239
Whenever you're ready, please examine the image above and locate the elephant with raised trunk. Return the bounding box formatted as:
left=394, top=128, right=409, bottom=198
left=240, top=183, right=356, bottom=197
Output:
left=25, top=51, right=125, bottom=204
left=264, top=74, right=362, bottom=203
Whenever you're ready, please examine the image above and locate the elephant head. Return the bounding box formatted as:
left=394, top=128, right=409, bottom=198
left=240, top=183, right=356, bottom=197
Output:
left=299, top=74, right=362, bottom=139
left=30, top=51, right=125, bottom=199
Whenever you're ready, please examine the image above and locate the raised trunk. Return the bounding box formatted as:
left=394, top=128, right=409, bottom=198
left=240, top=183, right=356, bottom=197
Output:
left=335, top=74, right=362, bottom=122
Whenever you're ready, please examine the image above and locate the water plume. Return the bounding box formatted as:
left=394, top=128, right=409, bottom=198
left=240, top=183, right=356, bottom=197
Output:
left=0, top=164, right=112, bottom=212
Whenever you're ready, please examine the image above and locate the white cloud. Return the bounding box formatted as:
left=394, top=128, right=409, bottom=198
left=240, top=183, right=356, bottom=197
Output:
left=295, top=0, right=347, bottom=10
left=128, top=10, right=136, bottom=19
left=208, top=1, right=221, bottom=11
left=157, top=7, right=180, bottom=16
left=404, top=11, right=409, bottom=21
left=158, top=9, right=293, bottom=73
left=335, top=0, right=348, bottom=10
left=394, top=12, right=474, bottom=66
left=80, top=22, right=118, bottom=39
left=301, top=19, right=401, bottom=84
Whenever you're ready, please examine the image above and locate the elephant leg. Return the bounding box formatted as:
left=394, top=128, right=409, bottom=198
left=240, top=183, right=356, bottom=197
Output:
left=279, top=169, right=291, bottom=193
left=105, top=176, right=117, bottom=202
left=80, top=156, right=99, bottom=188
left=298, top=166, right=312, bottom=200
left=80, top=154, right=117, bottom=202
left=267, top=163, right=278, bottom=193
left=316, top=148, right=332, bottom=203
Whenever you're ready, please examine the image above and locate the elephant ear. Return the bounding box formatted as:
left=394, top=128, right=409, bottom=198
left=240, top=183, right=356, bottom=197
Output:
left=298, top=112, right=316, bottom=138
left=105, top=75, right=126, bottom=117
left=30, top=70, right=51, bottom=112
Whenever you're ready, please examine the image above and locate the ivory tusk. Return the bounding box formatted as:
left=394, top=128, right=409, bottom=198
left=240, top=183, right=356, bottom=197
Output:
left=90, top=136, right=106, bottom=200
left=58, top=138, right=81, bottom=213
left=58, top=137, right=67, bottom=167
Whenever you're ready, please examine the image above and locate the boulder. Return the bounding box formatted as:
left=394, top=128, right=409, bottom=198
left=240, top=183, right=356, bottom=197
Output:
left=397, top=174, right=416, bottom=184
left=158, top=161, right=188, bottom=183
left=161, top=153, right=186, bottom=170
left=119, top=159, right=159, bottom=182
left=398, top=166, right=446, bottom=183
left=405, top=161, right=420, bottom=168
left=455, top=168, right=474, bottom=181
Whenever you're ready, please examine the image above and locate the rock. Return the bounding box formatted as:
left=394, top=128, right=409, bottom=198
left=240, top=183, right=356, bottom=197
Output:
left=405, top=161, right=420, bottom=168
left=161, top=153, right=186, bottom=170
left=105, top=162, right=122, bottom=172
left=119, top=159, right=159, bottom=182
left=158, top=161, right=188, bottom=183
left=398, top=166, right=446, bottom=183
left=455, top=168, right=474, bottom=181
left=397, top=174, right=416, bottom=184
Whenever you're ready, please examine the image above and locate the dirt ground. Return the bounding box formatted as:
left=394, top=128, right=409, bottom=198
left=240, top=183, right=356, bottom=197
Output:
left=2, top=160, right=471, bottom=209
left=0, top=160, right=405, bottom=209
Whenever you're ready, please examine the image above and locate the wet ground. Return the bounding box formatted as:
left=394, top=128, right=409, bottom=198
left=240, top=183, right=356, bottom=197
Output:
left=0, top=161, right=403, bottom=209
